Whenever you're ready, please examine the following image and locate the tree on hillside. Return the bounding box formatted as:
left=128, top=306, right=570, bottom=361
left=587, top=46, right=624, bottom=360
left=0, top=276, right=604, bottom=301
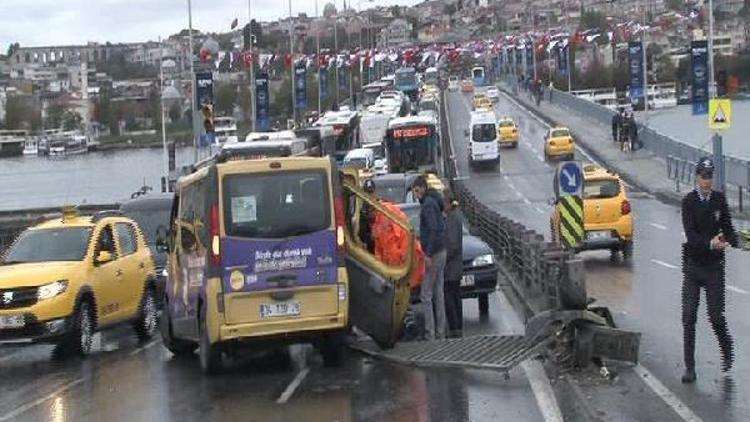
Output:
left=45, top=102, right=66, bottom=129
left=169, top=103, right=182, bottom=124
left=6, top=42, right=20, bottom=58
left=215, top=83, right=238, bottom=116
left=61, top=110, right=83, bottom=131
left=666, top=0, right=683, bottom=12
left=238, top=83, right=253, bottom=123
left=579, top=10, right=606, bottom=30
left=4, top=96, right=31, bottom=129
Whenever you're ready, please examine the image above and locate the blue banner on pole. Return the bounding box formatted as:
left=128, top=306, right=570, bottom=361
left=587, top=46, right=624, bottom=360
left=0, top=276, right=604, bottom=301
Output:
left=295, top=63, right=307, bottom=111
left=255, top=71, right=270, bottom=131
left=516, top=48, right=523, bottom=68
left=195, top=72, right=214, bottom=147
left=628, top=41, right=644, bottom=100
left=338, top=66, right=348, bottom=92
left=526, top=45, right=534, bottom=79
left=319, top=68, right=327, bottom=100
left=558, top=45, right=568, bottom=76
left=690, top=40, right=709, bottom=115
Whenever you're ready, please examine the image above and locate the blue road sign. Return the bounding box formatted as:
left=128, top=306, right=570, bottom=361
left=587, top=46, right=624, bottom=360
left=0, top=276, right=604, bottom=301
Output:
left=558, top=162, right=583, bottom=196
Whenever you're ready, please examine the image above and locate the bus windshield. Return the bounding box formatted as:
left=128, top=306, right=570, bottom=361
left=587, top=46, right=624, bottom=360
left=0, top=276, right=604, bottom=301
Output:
left=425, top=69, right=439, bottom=85
left=472, top=67, right=485, bottom=79
left=362, top=87, right=383, bottom=107
left=386, top=125, right=436, bottom=172
left=395, top=69, right=416, bottom=88
left=472, top=124, right=496, bottom=142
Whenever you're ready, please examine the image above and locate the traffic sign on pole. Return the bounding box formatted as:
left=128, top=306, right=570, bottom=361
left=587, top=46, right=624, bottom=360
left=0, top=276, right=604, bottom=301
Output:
left=557, top=161, right=583, bottom=197
left=555, top=161, right=584, bottom=250
left=709, top=98, right=731, bottom=130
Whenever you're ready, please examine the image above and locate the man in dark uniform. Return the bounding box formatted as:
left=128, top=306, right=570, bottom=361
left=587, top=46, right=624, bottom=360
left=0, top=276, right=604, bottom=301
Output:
left=681, top=157, right=739, bottom=383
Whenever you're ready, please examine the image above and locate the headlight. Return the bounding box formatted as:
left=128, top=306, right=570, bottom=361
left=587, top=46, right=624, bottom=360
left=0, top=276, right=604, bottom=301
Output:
left=471, top=254, right=494, bottom=267
left=37, top=280, right=68, bottom=300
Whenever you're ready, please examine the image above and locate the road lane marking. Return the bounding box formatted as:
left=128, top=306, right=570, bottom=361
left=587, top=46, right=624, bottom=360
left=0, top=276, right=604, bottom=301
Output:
left=633, top=364, right=704, bottom=422
left=648, top=222, right=669, bottom=231
left=522, top=360, right=564, bottom=422
left=535, top=207, right=545, bottom=214
left=0, top=350, right=23, bottom=364
left=129, top=339, right=158, bottom=356
left=523, top=198, right=532, bottom=205
left=727, top=285, right=750, bottom=295
left=0, top=378, right=84, bottom=422
left=651, top=259, right=679, bottom=270
left=276, top=367, right=310, bottom=404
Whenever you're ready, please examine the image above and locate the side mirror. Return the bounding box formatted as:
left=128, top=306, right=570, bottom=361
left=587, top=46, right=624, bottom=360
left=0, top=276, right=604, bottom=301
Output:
left=180, top=227, right=197, bottom=251
left=463, top=129, right=469, bottom=138
left=96, top=250, right=114, bottom=264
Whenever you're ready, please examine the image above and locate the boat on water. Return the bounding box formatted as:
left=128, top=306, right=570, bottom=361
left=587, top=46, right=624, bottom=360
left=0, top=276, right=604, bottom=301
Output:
left=49, top=134, right=88, bottom=157
left=214, top=117, right=239, bottom=144
left=22, top=138, right=40, bottom=156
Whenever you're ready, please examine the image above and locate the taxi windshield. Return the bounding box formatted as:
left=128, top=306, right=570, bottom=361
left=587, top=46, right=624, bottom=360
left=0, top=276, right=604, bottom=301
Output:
left=551, top=129, right=570, bottom=138
left=499, top=121, right=515, bottom=128
left=2, top=227, right=92, bottom=264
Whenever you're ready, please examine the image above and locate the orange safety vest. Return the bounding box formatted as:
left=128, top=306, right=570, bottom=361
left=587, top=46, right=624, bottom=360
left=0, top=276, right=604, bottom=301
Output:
left=372, top=201, right=425, bottom=288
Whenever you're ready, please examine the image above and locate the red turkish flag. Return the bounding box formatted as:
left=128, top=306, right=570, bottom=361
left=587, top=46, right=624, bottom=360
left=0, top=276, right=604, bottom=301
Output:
left=284, top=53, right=293, bottom=68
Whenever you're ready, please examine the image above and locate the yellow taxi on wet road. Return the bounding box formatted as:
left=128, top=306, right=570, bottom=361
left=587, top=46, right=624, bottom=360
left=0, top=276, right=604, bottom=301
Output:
left=543, top=126, right=575, bottom=161
left=0, top=207, right=158, bottom=357
left=497, top=117, right=519, bottom=148
left=551, top=164, right=634, bottom=259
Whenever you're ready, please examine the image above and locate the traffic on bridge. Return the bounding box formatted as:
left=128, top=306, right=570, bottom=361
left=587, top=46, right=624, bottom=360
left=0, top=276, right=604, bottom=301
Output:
left=2, top=1, right=750, bottom=421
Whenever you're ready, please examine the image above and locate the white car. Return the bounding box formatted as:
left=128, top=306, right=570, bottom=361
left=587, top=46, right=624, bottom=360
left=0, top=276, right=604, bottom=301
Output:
left=448, top=76, right=459, bottom=92
left=486, top=86, right=500, bottom=102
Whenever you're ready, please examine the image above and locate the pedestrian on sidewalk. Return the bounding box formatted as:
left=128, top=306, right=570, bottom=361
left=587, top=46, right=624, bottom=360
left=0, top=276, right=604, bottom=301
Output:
left=443, top=189, right=463, bottom=338
left=548, top=81, right=554, bottom=101
left=612, top=109, right=623, bottom=142
left=680, top=157, right=739, bottom=384
left=628, top=114, right=642, bottom=150
left=412, top=176, right=447, bottom=340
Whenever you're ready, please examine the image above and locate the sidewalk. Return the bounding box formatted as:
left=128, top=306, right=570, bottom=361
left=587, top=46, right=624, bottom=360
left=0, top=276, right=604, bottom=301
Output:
left=499, top=82, right=750, bottom=221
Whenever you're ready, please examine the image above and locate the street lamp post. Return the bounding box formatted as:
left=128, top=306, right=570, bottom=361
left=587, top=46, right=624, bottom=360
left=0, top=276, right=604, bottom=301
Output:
left=187, top=0, right=198, bottom=162
left=248, top=0, right=256, bottom=133
left=289, top=0, right=296, bottom=126
left=316, top=0, right=321, bottom=115
left=334, top=2, right=340, bottom=106
left=159, top=37, right=168, bottom=189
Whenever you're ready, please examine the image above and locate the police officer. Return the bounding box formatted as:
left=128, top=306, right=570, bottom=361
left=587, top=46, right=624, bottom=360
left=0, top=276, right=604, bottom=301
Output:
left=681, top=157, right=739, bottom=383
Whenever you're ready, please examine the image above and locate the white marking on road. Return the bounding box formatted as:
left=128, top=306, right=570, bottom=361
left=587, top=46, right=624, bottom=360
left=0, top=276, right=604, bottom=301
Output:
left=129, top=339, right=158, bottom=356
left=535, top=206, right=545, bottom=214
left=648, top=222, right=669, bottom=231
left=727, top=285, right=750, bottom=295
left=0, top=378, right=84, bottom=422
left=503, top=174, right=510, bottom=181
left=536, top=153, right=545, bottom=162
left=522, top=360, right=564, bottom=422
left=0, top=350, right=22, bottom=364
left=508, top=181, right=517, bottom=190
left=276, top=367, right=310, bottom=404
left=633, top=364, right=704, bottom=422
left=523, top=198, right=532, bottom=205
left=651, top=259, right=679, bottom=270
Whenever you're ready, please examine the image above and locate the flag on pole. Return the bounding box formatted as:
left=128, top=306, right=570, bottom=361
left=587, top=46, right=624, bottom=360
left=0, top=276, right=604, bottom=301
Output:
left=231, top=17, right=239, bottom=30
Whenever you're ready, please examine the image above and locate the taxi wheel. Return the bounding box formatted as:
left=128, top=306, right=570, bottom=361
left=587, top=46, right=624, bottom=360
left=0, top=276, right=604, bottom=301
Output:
left=134, top=287, right=158, bottom=342
left=199, top=306, right=222, bottom=375
left=478, top=294, right=490, bottom=316
left=54, top=300, right=94, bottom=358
left=622, top=241, right=634, bottom=261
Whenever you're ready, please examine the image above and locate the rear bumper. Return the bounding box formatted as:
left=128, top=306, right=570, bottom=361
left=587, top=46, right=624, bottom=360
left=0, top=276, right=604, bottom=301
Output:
left=546, top=145, right=575, bottom=157
left=0, top=315, right=72, bottom=345
left=218, top=312, right=347, bottom=344
left=460, top=265, right=498, bottom=298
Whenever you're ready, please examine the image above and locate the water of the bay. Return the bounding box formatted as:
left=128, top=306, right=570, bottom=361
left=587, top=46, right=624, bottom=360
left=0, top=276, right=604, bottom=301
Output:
left=0, top=147, right=199, bottom=212
left=640, top=100, right=749, bottom=160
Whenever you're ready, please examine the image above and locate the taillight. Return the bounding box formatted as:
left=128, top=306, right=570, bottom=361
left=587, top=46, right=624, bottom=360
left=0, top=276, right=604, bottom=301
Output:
left=512, top=129, right=517, bottom=134
left=621, top=200, right=631, bottom=215
left=334, top=195, right=346, bottom=264
left=210, top=203, right=221, bottom=266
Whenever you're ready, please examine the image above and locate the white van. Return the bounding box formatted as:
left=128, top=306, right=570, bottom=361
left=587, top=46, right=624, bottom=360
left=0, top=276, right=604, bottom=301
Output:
left=467, top=111, right=500, bottom=169
left=343, top=148, right=375, bottom=170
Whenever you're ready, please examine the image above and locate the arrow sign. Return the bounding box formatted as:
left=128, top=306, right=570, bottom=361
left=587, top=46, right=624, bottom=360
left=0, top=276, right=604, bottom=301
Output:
left=557, top=161, right=583, bottom=196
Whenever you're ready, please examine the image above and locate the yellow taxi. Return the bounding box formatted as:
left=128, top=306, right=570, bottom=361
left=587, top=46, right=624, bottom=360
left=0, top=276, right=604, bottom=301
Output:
left=550, top=164, right=634, bottom=259
left=543, top=126, right=575, bottom=161
left=472, top=94, right=491, bottom=111
left=0, top=207, right=158, bottom=357
left=497, top=117, right=519, bottom=148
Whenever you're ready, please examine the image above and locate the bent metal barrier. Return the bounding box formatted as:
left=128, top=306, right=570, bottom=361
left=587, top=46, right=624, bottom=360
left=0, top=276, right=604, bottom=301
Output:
left=439, top=91, right=640, bottom=367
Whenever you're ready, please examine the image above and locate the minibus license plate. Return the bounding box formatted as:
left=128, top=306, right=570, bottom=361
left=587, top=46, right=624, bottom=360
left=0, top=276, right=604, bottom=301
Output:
left=461, top=275, right=475, bottom=287
left=260, top=302, right=301, bottom=319
left=0, top=315, right=24, bottom=329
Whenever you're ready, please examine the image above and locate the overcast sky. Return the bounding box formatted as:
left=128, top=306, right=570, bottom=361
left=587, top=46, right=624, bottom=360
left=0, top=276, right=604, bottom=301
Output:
left=1, top=0, right=420, bottom=50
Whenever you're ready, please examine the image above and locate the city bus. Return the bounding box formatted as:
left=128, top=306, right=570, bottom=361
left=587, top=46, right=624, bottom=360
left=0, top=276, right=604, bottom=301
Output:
left=424, top=67, right=439, bottom=86
left=361, top=81, right=390, bottom=108
left=472, top=66, right=486, bottom=87
left=395, top=67, right=419, bottom=102
left=384, top=115, right=440, bottom=174
left=313, top=109, right=360, bottom=164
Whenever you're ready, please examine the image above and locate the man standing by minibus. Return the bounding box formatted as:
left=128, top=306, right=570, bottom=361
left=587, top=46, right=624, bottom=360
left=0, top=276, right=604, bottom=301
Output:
left=412, top=176, right=447, bottom=340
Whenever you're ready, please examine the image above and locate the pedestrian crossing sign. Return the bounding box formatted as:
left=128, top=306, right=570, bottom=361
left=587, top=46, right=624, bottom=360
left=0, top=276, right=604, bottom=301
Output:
left=709, top=99, right=731, bottom=130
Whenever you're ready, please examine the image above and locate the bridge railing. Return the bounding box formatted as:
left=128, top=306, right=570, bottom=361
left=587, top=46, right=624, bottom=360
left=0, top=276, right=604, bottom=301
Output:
left=439, top=90, right=587, bottom=317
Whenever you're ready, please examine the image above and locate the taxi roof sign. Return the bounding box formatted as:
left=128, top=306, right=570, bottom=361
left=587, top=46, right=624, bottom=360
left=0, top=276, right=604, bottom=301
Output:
left=709, top=99, right=731, bottom=130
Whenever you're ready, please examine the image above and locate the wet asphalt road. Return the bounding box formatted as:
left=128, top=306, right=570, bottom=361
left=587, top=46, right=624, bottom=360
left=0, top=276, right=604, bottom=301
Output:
left=446, top=89, right=750, bottom=421
left=0, top=292, right=543, bottom=421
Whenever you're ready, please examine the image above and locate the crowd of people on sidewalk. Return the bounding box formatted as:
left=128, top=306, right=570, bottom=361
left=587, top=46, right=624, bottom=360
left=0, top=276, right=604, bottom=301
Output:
left=611, top=108, right=643, bottom=151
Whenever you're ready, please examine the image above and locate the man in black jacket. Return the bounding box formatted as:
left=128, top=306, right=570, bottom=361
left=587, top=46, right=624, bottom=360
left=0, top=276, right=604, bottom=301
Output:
left=681, top=157, right=739, bottom=383
left=443, top=190, right=464, bottom=338
left=413, top=176, right=447, bottom=340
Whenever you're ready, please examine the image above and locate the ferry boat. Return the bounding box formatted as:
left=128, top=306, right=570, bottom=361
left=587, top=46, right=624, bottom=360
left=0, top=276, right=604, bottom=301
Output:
left=214, top=117, right=239, bottom=144
left=22, top=138, right=39, bottom=156
left=49, top=134, right=88, bottom=157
